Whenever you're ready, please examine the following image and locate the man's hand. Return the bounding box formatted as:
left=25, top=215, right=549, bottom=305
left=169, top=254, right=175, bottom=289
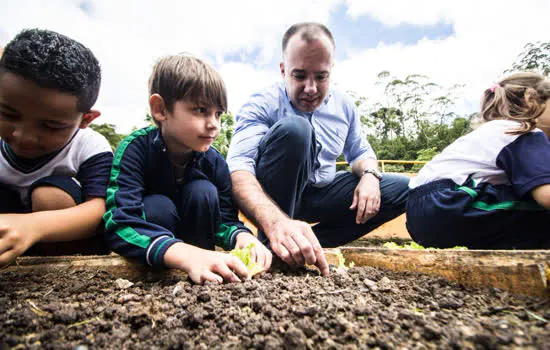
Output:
left=235, top=231, right=272, bottom=271
left=265, top=218, right=329, bottom=275
left=164, top=242, right=250, bottom=284
left=349, top=174, right=381, bottom=224
left=0, top=214, right=41, bottom=267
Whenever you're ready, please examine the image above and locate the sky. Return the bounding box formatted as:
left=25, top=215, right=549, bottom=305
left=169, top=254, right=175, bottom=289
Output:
left=1, top=0, right=548, bottom=133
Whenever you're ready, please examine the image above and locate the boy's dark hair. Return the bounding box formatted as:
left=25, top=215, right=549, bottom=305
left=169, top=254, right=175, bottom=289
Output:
left=0, top=28, right=101, bottom=113
left=282, top=22, right=335, bottom=54
left=149, top=54, right=227, bottom=126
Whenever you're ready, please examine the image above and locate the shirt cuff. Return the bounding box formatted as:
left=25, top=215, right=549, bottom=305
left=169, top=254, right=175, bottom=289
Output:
left=348, top=151, right=377, bottom=168
left=146, top=235, right=183, bottom=268
left=229, top=228, right=252, bottom=250
left=228, top=157, right=257, bottom=176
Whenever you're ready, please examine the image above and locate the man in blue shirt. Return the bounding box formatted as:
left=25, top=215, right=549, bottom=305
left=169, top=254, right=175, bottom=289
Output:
left=227, top=22, right=409, bottom=274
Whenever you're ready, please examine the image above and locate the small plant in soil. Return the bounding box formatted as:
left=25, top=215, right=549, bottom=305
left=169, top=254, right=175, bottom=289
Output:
left=383, top=241, right=468, bottom=250
left=230, top=243, right=265, bottom=277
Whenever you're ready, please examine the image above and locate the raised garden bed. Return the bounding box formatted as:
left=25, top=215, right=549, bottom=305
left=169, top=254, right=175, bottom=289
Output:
left=1, top=253, right=550, bottom=349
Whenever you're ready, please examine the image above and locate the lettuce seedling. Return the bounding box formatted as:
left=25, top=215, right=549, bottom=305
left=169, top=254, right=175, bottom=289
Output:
left=382, top=242, right=467, bottom=250
left=231, top=243, right=265, bottom=277
left=335, top=249, right=355, bottom=270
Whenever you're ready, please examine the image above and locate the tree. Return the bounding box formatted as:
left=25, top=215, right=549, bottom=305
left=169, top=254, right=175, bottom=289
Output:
left=351, top=71, right=468, bottom=168
left=212, top=112, right=235, bottom=158
left=506, top=42, right=550, bottom=77
left=89, top=123, right=126, bottom=151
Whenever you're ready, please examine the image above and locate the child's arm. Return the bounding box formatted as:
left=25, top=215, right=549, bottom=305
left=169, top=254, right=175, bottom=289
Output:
left=496, top=132, right=550, bottom=210
left=103, top=129, right=188, bottom=267
left=0, top=197, right=105, bottom=266
left=163, top=242, right=250, bottom=284
left=531, top=184, right=550, bottom=209
left=234, top=231, right=273, bottom=270
left=214, top=155, right=272, bottom=270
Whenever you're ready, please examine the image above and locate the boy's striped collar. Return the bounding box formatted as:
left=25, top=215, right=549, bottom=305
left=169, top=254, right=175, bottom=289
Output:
left=0, top=130, right=79, bottom=174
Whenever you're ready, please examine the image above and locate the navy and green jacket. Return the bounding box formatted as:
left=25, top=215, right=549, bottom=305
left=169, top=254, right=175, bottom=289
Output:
left=103, top=126, right=251, bottom=268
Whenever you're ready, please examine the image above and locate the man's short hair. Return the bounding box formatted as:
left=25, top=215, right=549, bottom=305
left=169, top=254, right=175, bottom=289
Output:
left=282, top=22, right=335, bottom=54
left=0, top=28, right=101, bottom=113
left=148, top=54, right=227, bottom=126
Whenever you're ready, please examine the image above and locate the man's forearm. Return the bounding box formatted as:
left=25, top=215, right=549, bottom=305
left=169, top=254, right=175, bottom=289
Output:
left=231, top=170, right=287, bottom=233
left=351, top=158, right=379, bottom=178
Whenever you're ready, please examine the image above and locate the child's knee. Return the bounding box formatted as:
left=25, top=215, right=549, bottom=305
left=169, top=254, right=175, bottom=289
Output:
left=185, top=180, right=219, bottom=205
left=143, top=194, right=179, bottom=232
left=31, top=186, right=77, bottom=212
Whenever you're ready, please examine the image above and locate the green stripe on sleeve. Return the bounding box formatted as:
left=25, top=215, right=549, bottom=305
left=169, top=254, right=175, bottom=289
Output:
left=103, top=126, right=157, bottom=249
left=215, top=223, right=238, bottom=249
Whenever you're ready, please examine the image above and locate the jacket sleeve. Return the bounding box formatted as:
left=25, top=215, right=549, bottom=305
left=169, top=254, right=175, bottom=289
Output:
left=213, top=155, right=252, bottom=250
left=103, top=129, right=182, bottom=268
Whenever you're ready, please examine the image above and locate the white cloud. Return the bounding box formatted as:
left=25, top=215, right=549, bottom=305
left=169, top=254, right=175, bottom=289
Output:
left=218, top=62, right=281, bottom=115
left=1, top=0, right=340, bottom=132
left=336, top=0, right=550, bottom=117
left=344, top=0, right=455, bottom=26
left=1, top=0, right=548, bottom=134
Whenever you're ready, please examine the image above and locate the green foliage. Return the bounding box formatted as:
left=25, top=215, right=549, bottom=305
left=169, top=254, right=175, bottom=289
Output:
left=145, top=113, right=155, bottom=126
left=411, top=147, right=438, bottom=172
left=89, top=123, right=127, bottom=151
left=383, top=164, right=405, bottom=173
left=336, top=154, right=350, bottom=171
left=358, top=42, right=547, bottom=170
left=212, top=112, right=235, bottom=158
left=352, top=72, right=475, bottom=170
left=506, top=41, right=550, bottom=77
left=230, top=243, right=265, bottom=276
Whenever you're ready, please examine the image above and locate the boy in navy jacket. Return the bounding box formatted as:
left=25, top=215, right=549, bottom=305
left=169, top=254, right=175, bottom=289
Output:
left=104, top=54, right=271, bottom=283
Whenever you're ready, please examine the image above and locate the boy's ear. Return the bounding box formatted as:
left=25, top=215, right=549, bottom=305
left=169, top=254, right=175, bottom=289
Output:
left=79, top=110, right=101, bottom=129
left=150, top=94, right=168, bottom=124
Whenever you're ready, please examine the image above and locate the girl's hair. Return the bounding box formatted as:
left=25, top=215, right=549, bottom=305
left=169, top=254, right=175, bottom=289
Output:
left=148, top=54, right=227, bottom=126
left=481, top=72, right=550, bottom=134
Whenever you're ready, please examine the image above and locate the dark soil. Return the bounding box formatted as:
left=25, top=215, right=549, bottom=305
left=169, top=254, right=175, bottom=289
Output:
left=1, top=265, right=549, bottom=349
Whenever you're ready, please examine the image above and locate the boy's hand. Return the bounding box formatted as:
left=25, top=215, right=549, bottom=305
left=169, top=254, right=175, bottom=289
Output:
left=235, top=231, right=272, bottom=271
left=0, top=214, right=41, bottom=267
left=164, top=242, right=250, bottom=284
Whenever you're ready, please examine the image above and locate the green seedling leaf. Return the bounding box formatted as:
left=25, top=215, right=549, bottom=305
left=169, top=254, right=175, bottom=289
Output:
left=383, top=242, right=468, bottom=250
left=335, top=250, right=346, bottom=268
left=231, top=243, right=265, bottom=277
left=382, top=242, right=401, bottom=249
left=334, top=249, right=354, bottom=270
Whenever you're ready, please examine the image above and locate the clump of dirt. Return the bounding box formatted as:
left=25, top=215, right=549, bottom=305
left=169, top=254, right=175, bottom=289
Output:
left=1, top=265, right=549, bottom=349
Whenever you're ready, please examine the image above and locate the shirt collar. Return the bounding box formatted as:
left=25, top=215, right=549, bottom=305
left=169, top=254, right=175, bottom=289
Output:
left=152, top=127, right=204, bottom=163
